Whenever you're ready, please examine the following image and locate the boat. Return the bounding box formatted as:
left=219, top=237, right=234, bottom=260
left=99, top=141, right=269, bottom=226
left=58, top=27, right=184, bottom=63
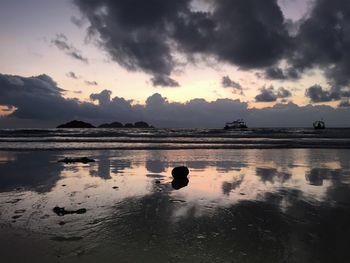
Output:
left=313, top=120, right=325, bottom=129
left=224, top=119, right=248, bottom=129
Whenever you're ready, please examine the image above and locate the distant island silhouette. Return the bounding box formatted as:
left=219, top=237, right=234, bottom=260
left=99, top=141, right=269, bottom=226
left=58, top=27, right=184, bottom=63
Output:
left=57, top=120, right=95, bottom=128
left=98, top=121, right=123, bottom=128
left=57, top=120, right=153, bottom=128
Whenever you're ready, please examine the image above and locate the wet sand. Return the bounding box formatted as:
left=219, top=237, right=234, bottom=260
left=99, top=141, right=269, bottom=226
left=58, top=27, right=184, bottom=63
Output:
left=0, top=149, right=350, bottom=262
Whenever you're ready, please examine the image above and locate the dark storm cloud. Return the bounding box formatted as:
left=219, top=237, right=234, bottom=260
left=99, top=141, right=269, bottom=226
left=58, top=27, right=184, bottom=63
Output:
left=66, top=71, right=79, bottom=79
left=265, top=67, right=285, bottom=80
left=305, top=85, right=341, bottom=103
left=207, top=0, right=290, bottom=68
left=255, top=86, right=291, bottom=102
left=150, top=75, right=179, bottom=87
left=85, top=80, right=98, bottom=86
left=288, top=0, right=350, bottom=88
left=1, top=73, right=349, bottom=128
left=264, top=67, right=300, bottom=80
left=221, top=76, right=243, bottom=94
left=73, top=0, right=290, bottom=86
left=255, top=87, right=277, bottom=102
left=73, top=0, right=186, bottom=86
left=72, top=0, right=350, bottom=99
left=51, top=33, right=89, bottom=63
left=0, top=73, right=97, bottom=121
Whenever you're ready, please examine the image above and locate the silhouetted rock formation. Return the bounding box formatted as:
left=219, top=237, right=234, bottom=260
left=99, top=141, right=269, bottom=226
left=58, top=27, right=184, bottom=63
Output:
left=57, top=120, right=95, bottom=128
left=98, top=121, right=123, bottom=128
left=134, top=121, right=150, bottom=128
left=124, top=123, right=134, bottom=128
left=171, top=166, right=189, bottom=179
left=58, top=157, right=95, bottom=164
left=53, top=206, right=87, bottom=216
left=171, top=178, right=189, bottom=190
left=58, top=120, right=154, bottom=129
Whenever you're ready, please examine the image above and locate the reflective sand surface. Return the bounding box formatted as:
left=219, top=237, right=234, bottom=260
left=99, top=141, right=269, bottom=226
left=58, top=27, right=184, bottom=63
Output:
left=0, top=149, right=350, bottom=262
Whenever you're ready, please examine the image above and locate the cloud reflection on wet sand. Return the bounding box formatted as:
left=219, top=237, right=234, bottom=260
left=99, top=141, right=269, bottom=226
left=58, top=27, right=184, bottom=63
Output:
left=0, top=149, right=349, bottom=262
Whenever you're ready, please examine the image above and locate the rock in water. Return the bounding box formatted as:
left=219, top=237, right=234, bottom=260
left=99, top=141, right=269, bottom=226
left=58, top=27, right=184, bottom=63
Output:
left=171, top=178, right=189, bottom=190
left=53, top=206, right=87, bottom=216
left=58, top=157, right=95, bottom=164
left=171, top=166, right=189, bottom=179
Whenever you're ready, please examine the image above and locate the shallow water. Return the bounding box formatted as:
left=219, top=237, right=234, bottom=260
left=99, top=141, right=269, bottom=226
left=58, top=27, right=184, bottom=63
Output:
left=0, top=149, right=350, bottom=262
left=1, top=128, right=350, bottom=149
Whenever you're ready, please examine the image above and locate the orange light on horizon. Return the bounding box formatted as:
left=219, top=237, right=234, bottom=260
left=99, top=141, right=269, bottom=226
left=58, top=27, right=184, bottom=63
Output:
left=0, top=105, right=16, bottom=117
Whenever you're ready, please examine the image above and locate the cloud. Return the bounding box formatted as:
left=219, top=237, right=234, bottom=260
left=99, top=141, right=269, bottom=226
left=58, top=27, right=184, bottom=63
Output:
left=339, top=100, right=350, bottom=108
left=264, top=66, right=300, bottom=80
left=150, top=75, right=179, bottom=87
left=221, top=76, right=243, bottom=94
left=66, top=73, right=98, bottom=86
left=1, top=73, right=349, bottom=128
left=66, top=71, right=79, bottom=79
left=0, top=73, right=97, bottom=122
left=73, top=0, right=183, bottom=85
left=51, top=34, right=88, bottom=63
left=73, top=0, right=290, bottom=84
left=255, top=85, right=291, bottom=102
left=90, top=89, right=112, bottom=106
left=71, top=0, right=350, bottom=96
left=277, top=87, right=292, bottom=98
left=70, top=16, right=85, bottom=28
left=85, top=80, right=98, bottom=86
left=288, top=0, right=350, bottom=88
left=305, top=85, right=341, bottom=103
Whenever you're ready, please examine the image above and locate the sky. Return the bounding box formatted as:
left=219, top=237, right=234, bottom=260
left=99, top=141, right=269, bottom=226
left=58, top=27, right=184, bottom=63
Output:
left=0, top=0, right=349, bottom=128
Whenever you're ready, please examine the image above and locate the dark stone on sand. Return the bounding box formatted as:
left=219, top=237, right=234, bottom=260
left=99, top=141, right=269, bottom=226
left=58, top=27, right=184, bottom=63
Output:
left=12, top=215, right=22, bottom=219
left=59, top=221, right=66, bottom=226
left=171, top=166, right=189, bottom=179
left=57, top=120, right=95, bottom=128
left=155, top=180, right=161, bottom=184
left=58, top=157, right=95, bottom=164
left=98, top=121, right=123, bottom=128
left=112, top=186, right=119, bottom=189
left=6, top=198, right=22, bottom=204
left=171, top=178, right=189, bottom=190
left=53, top=206, right=87, bottom=216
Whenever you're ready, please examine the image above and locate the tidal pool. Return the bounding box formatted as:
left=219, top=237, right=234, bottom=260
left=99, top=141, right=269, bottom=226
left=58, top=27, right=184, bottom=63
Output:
left=0, top=149, right=349, bottom=262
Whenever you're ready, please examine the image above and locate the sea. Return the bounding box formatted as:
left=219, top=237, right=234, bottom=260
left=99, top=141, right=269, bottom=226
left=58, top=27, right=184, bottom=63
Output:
left=0, top=127, right=350, bottom=150
left=1, top=128, right=350, bottom=262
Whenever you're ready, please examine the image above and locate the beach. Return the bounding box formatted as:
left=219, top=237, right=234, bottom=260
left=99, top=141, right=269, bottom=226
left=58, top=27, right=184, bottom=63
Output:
left=1, top=146, right=350, bottom=262
left=3, top=0, right=350, bottom=261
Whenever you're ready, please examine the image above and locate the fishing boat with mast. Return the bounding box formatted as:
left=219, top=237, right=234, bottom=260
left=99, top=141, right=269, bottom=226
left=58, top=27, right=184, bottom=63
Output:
left=313, top=119, right=325, bottom=129
left=224, top=119, right=248, bottom=129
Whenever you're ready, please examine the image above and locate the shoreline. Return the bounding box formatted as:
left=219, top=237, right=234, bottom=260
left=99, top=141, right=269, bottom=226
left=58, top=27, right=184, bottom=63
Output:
left=1, top=144, right=350, bottom=150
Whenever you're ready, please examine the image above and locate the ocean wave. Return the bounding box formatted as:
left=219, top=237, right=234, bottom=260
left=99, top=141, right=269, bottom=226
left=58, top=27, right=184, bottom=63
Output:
left=1, top=128, right=350, bottom=138
left=0, top=140, right=350, bottom=150
left=1, top=128, right=350, bottom=150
